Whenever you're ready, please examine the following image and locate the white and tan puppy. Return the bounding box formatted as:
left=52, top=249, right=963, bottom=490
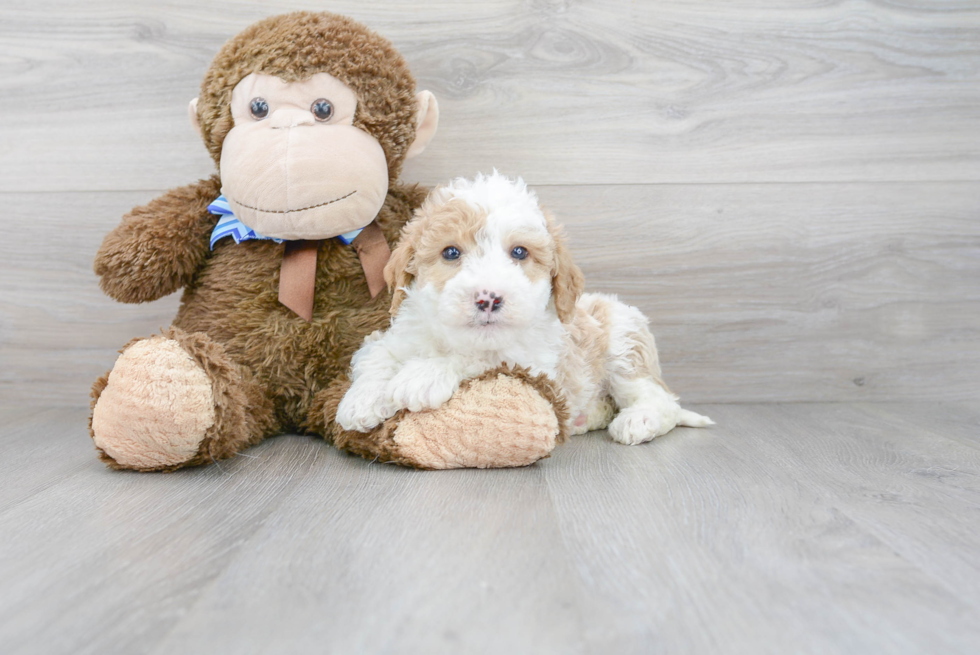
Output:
left=337, top=172, right=712, bottom=444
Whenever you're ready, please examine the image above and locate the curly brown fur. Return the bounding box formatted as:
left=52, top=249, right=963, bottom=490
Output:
left=170, top=183, right=428, bottom=434
left=197, top=12, right=419, bottom=180
left=94, top=176, right=222, bottom=304
left=312, top=375, right=419, bottom=466
left=167, top=327, right=279, bottom=468
left=93, top=178, right=427, bottom=469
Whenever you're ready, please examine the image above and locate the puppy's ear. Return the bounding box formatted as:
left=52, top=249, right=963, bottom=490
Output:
left=384, top=217, right=420, bottom=316
left=385, top=186, right=452, bottom=315
left=545, top=209, right=585, bottom=324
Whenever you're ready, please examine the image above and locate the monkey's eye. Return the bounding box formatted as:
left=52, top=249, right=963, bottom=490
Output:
left=311, top=98, right=334, bottom=122
left=442, top=246, right=461, bottom=261
left=511, top=246, right=529, bottom=260
left=249, top=97, right=269, bottom=120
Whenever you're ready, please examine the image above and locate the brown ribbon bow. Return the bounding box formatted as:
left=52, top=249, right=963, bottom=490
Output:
left=278, top=220, right=390, bottom=322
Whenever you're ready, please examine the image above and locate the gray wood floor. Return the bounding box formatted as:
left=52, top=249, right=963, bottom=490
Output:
left=2, top=403, right=979, bottom=654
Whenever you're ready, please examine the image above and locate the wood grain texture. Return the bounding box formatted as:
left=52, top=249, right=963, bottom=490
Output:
left=536, top=181, right=980, bottom=403
left=0, top=0, right=977, bottom=191
left=2, top=182, right=976, bottom=404
left=2, top=403, right=980, bottom=654
left=542, top=403, right=980, bottom=654
left=153, top=453, right=587, bottom=654
left=712, top=403, right=980, bottom=610
left=0, top=409, right=327, bottom=655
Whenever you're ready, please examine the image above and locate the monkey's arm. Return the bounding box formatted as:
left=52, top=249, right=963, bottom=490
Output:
left=95, top=176, right=222, bottom=303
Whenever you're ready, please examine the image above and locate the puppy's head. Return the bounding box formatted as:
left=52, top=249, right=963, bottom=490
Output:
left=384, top=172, right=584, bottom=348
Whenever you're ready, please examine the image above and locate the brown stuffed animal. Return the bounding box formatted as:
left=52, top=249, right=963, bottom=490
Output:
left=89, top=11, right=565, bottom=471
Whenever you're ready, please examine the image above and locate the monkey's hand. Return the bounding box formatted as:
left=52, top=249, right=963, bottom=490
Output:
left=94, top=175, right=222, bottom=304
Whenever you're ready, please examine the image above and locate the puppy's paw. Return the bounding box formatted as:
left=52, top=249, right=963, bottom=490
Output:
left=608, top=405, right=672, bottom=445
left=609, top=403, right=714, bottom=445
left=387, top=359, right=459, bottom=413
left=337, top=382, right=396, bottom=433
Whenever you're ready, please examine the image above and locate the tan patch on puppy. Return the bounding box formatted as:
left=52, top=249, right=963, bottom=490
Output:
left=385, top=196, right=487, bottom=314
left=574, top=294, right=614, bottom=384
left=543, top=209, right=585, bottom=323
left=624, top=327, right=671, bottom=393
left=557, top=296, right=613, bottom=426
left=507, top=230, right=554, bottom=284
left=414, top=200, right=485, bottom=288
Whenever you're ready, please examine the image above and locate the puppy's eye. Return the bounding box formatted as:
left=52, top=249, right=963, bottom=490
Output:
left=442, top=246, right=461, bottom=261
left=249, top=97, right=269, bottom=120
left=311, top=98, right=334, bottom=122
left=511, top=246, right=529, bottom=260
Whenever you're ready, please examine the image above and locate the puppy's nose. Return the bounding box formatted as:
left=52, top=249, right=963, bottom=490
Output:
left=475, top=290, right=504, bottom=313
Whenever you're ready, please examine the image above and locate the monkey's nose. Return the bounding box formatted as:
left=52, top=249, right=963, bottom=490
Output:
left=475, top=290, right=504, bottom=313
left=269, top=108, right=315, bottom=129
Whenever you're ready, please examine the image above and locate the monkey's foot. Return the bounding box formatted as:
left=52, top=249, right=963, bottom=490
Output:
left=91, top=336, right=215, bottom=470
left=325, top=366, right=568, bottom=469
left=90, top=328, right=277, bottom=472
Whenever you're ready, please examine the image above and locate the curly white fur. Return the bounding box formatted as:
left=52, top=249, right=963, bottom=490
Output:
left=337, top=171, right=713, bottom=444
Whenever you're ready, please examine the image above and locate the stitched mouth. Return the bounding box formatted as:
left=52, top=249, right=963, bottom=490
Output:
left=230, top=190, right=357, bottom=214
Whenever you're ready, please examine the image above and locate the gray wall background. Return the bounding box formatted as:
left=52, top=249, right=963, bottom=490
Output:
left=1, top=0, right=978, bottom=405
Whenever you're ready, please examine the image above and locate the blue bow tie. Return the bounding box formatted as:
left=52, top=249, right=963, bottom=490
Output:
left=208, top=196, right=364, bottom=249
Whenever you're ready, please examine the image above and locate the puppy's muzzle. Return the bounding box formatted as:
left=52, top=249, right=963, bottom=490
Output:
left=475, top=289, right=504, bottom=314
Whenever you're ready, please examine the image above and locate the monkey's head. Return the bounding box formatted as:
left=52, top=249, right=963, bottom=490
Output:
left=188, top=12, right=438, bottom=240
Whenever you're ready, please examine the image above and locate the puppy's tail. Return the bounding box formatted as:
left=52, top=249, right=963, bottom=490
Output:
left=678, top=409, right=714, bottom=428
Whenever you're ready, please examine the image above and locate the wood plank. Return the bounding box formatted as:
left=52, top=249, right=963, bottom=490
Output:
left=1, top=0, right=977, bottom=191
left=0, top=406, right=95, bottom=514
left=153, top=452, right=590, bottom=654
left=0, top=428, right=326, bottom=655
left=2, top=181, right=976, bottom=405
left=2, top=404, right=979, bottom=653
left=856, top=401, right=980, bottom=451
left=0, top=189, right=180, bottom=405
left=705, top=403, right=980, bottom=610
left=536, top=181, right=980, bottom=403
left=543, top=403, right=980, bottom=653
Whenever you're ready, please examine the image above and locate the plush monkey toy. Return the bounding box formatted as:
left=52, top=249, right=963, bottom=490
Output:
left=90, top=12, right=565, bottom=471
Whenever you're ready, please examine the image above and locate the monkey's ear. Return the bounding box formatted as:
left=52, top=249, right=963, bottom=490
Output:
left=188, top=98, right=202, bottom=138
left=405, top=91, right=439, bottom=159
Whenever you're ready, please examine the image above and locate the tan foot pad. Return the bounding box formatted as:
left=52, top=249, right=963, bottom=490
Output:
left=392, top=372, right=561, bottom=469
left=92, top=337, right=215, bottom=469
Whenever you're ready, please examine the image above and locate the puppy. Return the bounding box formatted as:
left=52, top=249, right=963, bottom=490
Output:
left=337, top=172, right=712, bottom=444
